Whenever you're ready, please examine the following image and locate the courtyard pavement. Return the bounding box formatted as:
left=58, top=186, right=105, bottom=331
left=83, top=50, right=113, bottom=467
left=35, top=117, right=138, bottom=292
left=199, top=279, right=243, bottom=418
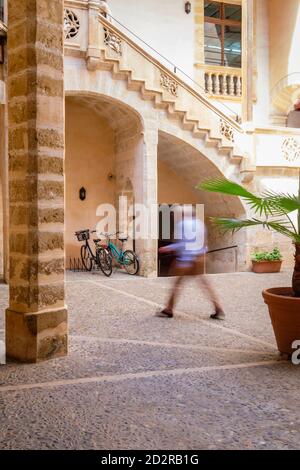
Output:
left=0, top=270, right=299, bottom=450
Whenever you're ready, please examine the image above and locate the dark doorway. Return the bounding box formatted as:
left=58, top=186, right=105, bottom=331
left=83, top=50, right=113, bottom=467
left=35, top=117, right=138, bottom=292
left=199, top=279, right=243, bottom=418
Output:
left=158, top=204, right=205, bottom=277
left=158, top=206, right=176, bottom=277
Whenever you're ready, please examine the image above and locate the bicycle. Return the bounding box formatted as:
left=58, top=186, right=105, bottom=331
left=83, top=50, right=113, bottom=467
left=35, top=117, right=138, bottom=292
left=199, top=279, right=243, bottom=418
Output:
left=75, top=229, right=112, bottom=277
left=98, top=232, right=140, bottom=275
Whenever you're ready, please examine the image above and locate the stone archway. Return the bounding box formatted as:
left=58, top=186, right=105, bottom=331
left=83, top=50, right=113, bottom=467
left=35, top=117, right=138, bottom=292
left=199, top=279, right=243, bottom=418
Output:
left=157, top=130, right=247, bottom=273
left=65, top=64, right=247, bottom=276
left=65, top=93, right=157, bottom=275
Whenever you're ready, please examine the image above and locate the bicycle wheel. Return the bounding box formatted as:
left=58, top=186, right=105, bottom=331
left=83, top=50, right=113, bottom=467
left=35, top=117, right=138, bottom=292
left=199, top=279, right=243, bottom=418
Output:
left=123, top=250, right=140, bottom=275
left=96, top=247, right=113, bottom=277
left=81, top=244, right=93, bottom=272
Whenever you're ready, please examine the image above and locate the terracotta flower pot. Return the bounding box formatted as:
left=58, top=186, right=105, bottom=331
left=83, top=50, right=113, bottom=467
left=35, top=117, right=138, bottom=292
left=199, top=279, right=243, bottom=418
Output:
left=262, top=287, right=300, bottom=354
left=252, top=260, right=282, bottom=273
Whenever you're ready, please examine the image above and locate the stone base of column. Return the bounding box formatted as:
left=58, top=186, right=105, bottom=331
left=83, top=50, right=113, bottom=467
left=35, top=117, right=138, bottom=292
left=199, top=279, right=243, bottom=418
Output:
left=5, top=308, right=68, bottom=363
left=136, top=241, right=158, bottom=278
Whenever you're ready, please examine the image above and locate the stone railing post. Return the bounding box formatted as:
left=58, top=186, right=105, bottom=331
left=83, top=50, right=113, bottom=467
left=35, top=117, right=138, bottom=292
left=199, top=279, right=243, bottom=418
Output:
left=228, top=75, right=235, bottom=96
left=6, top=0, right=68, bottom=362
left=87, top=0, right=102, bottom=71
left=205, top=69, right=242, bottom=98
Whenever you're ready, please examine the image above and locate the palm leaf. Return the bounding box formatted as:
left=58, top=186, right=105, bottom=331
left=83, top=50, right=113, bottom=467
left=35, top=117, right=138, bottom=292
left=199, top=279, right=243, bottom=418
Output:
left=210, top=217, right=265, bottom=232
left=267, top=221, right=300, bottom=243
left=198, top=178, right=273, bottom=216
left=210, top=217, right=300, bottom=243
left=262, top=191, right=300, bottom=215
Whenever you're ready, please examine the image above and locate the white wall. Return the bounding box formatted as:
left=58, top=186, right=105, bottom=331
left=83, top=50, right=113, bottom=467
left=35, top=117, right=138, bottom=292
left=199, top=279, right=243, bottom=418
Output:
left=253, top=0, right=270, bottom=125
left=109, top=0, right=195, bottom=76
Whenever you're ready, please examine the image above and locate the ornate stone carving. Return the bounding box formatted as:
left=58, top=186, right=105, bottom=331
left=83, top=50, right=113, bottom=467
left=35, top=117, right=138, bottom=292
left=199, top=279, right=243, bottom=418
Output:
left=104, top=28, right=122, bottom=55
left=282, top=137, right=300, bottom=162
left=64, top=9, right=80, bottom=40
left=160, top=73, right=178, bottom=97
left=220, top=119, right=235, bottom=143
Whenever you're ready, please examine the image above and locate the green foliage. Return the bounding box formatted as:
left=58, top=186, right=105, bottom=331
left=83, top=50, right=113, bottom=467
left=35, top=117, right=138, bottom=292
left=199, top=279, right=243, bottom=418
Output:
left=251, top=248, right=283, bottom=262
left=198, top=178, right=300, bottom=244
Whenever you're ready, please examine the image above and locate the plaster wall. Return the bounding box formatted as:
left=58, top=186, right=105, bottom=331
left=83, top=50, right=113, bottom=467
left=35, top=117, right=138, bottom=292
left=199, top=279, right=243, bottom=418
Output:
left=268, top=0, right=300, bottom=93
left=158, top=160, right=202, bottom=205
left=253, top=0, right=270, bottom=125
left=109, top=0, right=195, bottom=76
left=65, top=100, right=116, bottom=261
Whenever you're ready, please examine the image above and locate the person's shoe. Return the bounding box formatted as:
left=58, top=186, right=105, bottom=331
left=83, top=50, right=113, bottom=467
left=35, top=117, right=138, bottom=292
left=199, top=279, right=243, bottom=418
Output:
left=210, top=309, right=225, bottom=320
left=156, top=309, right=174, bottom=318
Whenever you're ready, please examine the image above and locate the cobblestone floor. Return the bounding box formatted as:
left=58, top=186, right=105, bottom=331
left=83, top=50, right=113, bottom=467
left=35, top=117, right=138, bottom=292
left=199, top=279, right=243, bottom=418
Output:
left=0, top=270, right=299, bottom=450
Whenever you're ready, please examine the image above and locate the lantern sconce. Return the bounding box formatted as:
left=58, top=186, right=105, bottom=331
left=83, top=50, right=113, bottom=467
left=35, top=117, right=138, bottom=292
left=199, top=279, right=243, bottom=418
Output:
left=79, top=187, right=86, bottom=201
left=185, top=1, right=192, bottom=14
left=107, top=172, right=116, bottom=181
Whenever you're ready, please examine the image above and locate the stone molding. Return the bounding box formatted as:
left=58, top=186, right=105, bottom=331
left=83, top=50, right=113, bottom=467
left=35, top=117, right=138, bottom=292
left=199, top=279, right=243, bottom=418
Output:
left=104, top=27, right=122, bottom=55
left=64, top=8, right=80, bottom=40
left=282, top=137, right=300, bottom=163
left=220, top=119, right=235, bottom=143
left=160, top=73, right=178, bottom=97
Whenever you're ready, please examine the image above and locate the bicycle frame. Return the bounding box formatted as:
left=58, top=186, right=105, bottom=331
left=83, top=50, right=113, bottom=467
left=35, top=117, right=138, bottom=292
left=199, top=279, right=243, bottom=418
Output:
left=81, top=231, right=107, bottom=263
left=84, top=238, right=97, bottom=262
left=108, top=240, right=124, bottom=263
left=98, top=232, right=137, bottom=268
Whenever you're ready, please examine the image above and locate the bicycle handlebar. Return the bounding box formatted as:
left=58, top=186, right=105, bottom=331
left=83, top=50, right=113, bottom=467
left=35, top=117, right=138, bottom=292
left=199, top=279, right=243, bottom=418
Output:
left=76, top=229, right=123, bottom=238
left=98, top=231, right=121, bottom=238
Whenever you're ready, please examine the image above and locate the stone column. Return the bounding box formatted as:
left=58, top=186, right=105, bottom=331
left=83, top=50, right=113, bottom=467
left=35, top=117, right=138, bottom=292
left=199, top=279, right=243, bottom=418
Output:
left=134, top=124, right=158, bottom=278
left=194, top=0, right=205, bottom=88
left=0, top=89, right=8, bottom=282
left=242, top=0, right=254, bottom=122
left=6, top=0, right=68, bottom=362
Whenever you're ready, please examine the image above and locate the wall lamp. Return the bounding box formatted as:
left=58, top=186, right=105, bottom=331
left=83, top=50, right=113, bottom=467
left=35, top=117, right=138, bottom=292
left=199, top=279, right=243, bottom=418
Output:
left=107, top=173, right=116, bottom=181
left=79, top=187, right=86, bottom=201
left=185, top=1, right=192, bottom=14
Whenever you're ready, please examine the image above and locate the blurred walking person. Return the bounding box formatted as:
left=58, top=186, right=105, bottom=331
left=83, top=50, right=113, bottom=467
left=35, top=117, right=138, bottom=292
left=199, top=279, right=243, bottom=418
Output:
left=157, top=212, right=225, bottom=320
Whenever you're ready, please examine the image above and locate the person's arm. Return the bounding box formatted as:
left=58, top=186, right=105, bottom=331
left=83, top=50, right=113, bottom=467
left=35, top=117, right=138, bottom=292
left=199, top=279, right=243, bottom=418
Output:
left=159, top=241, right=183, bottom=254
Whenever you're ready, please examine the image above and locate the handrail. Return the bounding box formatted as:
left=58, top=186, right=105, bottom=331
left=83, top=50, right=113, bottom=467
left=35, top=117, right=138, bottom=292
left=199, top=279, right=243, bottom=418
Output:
left=206, top=245, right=238, bottom=273
left=271, top=72, right=300, bottom=96
left=207, top=245, right=238, bottom=254
left=100, top=13, right=242, bottom=129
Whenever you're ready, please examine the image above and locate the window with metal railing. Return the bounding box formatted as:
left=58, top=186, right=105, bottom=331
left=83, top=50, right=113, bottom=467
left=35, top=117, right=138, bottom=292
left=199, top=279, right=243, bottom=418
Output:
left=204, top=1, right=242, bottom=68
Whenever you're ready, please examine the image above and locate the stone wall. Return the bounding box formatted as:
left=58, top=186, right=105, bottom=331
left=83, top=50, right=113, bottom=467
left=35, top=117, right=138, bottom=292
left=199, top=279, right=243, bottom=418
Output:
left=248, top=167, right=299, bottom=269
left=6, top=0, right=68, bottom=362
left=0, top=175, right=3, bottom=276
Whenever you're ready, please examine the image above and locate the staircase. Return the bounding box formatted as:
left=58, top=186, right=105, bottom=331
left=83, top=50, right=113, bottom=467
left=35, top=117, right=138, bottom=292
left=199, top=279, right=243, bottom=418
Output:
left=81, top=14, right=254, bottom=180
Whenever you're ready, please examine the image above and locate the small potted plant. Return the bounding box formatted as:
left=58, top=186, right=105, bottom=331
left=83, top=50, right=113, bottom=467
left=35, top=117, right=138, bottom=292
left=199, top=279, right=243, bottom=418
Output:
left=198, top=178, right=300, bottom=355
left=251, top=248, right=283, bottom=273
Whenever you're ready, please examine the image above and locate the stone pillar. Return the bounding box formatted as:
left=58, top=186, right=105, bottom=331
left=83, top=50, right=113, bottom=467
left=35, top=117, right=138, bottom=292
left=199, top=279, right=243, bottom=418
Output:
left=0, top=91, right=7, bottom=281
left=86, top=0, right=101, bottom=71
left=135, top=124, right=158, bottom=278
left=194, top=0, right=205, bottom=88
left=6, top=0, right=68, bottom=362
left=242, top=0, right=254, bottom=123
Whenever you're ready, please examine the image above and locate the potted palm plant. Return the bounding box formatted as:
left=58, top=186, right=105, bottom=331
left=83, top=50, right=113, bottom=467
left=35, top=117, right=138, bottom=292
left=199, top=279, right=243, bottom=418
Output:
left=198, top=178, right=300, bottom=355
left=251, top=247, right=283, bottom=273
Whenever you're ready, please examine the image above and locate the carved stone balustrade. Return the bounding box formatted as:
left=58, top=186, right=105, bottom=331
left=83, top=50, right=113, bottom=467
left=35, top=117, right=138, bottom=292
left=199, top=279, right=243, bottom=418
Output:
left=203, top=67, right=242, bottom=98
